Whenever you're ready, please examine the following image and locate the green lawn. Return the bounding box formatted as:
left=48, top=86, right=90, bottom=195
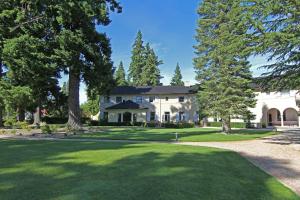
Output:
left=70, top=127, right=276, bottom=142
left=0, top=140, right=298, bottom=200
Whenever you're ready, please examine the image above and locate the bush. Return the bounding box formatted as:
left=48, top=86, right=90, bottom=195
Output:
left=162, top=122, right=195, bottom=129
left=50, top=125, right=59, bottom=133
left=207, top=122, right=246, bottom=128
left=16, top=121, right=29, bottom=130
left=4, top=117, right=17, bottom=127
left=41, top=125, right=52, bottom=134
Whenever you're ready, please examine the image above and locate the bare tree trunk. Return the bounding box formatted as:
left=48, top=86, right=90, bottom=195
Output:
left=33, top=106, right=41, bottom=126
left=222, top=117, right=231, bottom=134
left=67, top=67, right=82, bottom=129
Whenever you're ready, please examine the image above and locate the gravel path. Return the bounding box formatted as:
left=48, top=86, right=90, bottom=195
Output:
left=180, top=134, right=300, bottom=195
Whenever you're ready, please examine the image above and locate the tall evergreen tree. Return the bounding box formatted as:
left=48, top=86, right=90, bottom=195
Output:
left=115, top=61, right=127, bottom=86
left=170, top=63, right=184, bottom=86
left=128, top=30, right=145, bottom=85
left=245, top=0, right=300, bottom=90
left=194, top=0, right=256, bottom=133
left=140, top=43, right=162, bottom=86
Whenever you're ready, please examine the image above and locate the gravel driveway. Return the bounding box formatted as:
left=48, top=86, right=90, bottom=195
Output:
left=180, top=130, right=300, bottom=195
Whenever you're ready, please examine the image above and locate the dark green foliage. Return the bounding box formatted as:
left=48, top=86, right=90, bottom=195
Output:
left=247, top=0, right=300, bottom=90
left=207, top=122, right=247, bottom=129
left=194, top=0, right=256, bottom=133
left=170, top=63, right=184, bottom=86
left=80, top=96, right=100, bottom=117
left=128, top=31, right=162, bottom=86
left=140, top=43, right=162, bottom=86
left=114, top=61, right=127, bottom=86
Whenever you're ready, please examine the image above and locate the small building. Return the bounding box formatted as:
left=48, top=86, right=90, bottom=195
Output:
left=100, top=86, right=199, bottom=123
left=100, top=86, right=300, bottom=128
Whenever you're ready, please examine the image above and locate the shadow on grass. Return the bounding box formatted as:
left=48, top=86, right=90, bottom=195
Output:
left=0, top=140, right=298, bottom=200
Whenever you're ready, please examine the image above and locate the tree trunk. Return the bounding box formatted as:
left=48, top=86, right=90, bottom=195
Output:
left=67, top=67, right=82, bottom=129
left=33, top=106, right=41, bottom=126
left=222, top=118, right=231, bottom=134
left=202, top=117, right=208, bottom=127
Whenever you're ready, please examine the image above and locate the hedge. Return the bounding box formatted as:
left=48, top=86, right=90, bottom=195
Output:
left=207, top=122, right=247, bottom=128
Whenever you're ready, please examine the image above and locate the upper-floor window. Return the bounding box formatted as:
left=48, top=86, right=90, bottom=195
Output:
left=104, top=96, right=110, bottom=103
left=179, top=96, right=185, bottom=102
left=116, top=96, right=122, bottom=103
left=136, top=96, right=142, bottom=103
left=165, top=97, right=169, bottom=101
left=149, top=96, right=155, bottom=103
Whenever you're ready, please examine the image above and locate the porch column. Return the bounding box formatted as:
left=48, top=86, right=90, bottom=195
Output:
left=281, top=114, right=284, bottom=127
left=121, top=113, right=124, bottom=122
left=131, top=112, right=133, bottom=122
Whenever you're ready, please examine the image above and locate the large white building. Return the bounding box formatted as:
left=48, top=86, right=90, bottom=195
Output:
left=100, top=86, right=300, bottom=128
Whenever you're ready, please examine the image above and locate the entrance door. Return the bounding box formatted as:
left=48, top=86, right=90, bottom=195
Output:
left=123, top=112, right=132, bottom=123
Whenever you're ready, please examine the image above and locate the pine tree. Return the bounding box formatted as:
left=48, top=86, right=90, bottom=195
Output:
left=170, top=63, right=184, bottom=86
left=140, top=43, right=162, bottom=86
left=115, top=61, right=127, bottom=86
left=194, top=0, right=256, bottom=133
left=245, top=0, right=300, bottom=90
left=128, top=31, right=145, bottom=85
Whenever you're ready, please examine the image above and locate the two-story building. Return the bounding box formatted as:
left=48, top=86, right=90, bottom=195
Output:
left=100, top=86, right=199, bottom=123
left=100, top=86, right=300, bottom=128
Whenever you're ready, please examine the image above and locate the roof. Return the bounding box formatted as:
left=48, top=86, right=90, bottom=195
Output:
left=106, top=100, right=148, bottom=110
left=109, top=86, right=197, bottom=95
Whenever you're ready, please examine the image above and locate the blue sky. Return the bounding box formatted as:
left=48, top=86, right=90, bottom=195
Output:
left=68, top=0, right=270, bottom=103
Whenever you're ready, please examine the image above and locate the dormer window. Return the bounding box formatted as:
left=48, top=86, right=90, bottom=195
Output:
left=165, top=97, right=169, bottom=101
left=116, top=96, right=122, bottom=103
left=179, top=96, right=185, bottom=102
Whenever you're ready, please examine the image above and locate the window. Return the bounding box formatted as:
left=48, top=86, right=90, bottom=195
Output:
left=281, top=90, right=290, bottom=96
left=165, top=97, right=169, bottom=101
left=179, top=112, right=185, bottom=121
left=150, top=112, right=156, bottom=121
left=116, top=96, right=122, bottom=103
left=179, top=96, right=185, bottom=102
left=136, top=96, right=142, bottom=103
left=133, top=113, right=137, bottom=122
left=164, top=112, right=170, bottom=122
left=118, top=113, right=122, bottom=123
left=103, top=112, right=108, bottom=122
left=266, top=92, right=270, bottom=95
left=149, top=96, right=155, bottom=102
left=283, top=110, right=287, bottom=121
left=104, top=96, right=110, bottom=103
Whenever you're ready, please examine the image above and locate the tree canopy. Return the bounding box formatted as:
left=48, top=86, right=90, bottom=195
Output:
left=115, top=61, right=127, bottom=86
left=170, top=63, right=184, bottom=86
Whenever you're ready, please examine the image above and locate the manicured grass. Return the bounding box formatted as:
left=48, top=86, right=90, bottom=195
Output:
left=70, top=127, right=276, bottom=142
left=0, top=140, right=298, bottom=199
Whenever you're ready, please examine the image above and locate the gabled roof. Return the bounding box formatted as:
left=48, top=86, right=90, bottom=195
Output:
left=106, top=100, right=148, bottom=110
left=109, top=86, right=197, bottom=95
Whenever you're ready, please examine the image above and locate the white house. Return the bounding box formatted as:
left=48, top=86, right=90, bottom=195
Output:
left=100, top=86, right=300, bottom=127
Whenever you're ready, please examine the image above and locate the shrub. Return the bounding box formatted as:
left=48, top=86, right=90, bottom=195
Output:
left=4, top=117, right=17, bottom=127
left=207, top=122, right=246, bottom=128
left=16, top=121, right=29, bottom=130
left=41, top=125, right=52, bottom=134
left=42, top=116, right=68, bottom=124
left=50, top=125, right=59, bottom=133
left=11, top=129, right=17, bottom=134
left=0, top=129, right=6, bottom=134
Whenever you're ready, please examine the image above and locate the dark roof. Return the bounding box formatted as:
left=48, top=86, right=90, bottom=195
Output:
left=106, top=100, right=148, bottom=110
left=110, top=86, right=197, bottom=95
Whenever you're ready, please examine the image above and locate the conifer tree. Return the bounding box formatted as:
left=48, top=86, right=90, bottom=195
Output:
left=140, top=43, right=162, bottom=86
left=194, top=0, right=256, bottom=133
left=170, top=63, right=184, bottom=86
left=128, top=31, right=145, bottom=85
left=115, top=61, right=127, bottom=86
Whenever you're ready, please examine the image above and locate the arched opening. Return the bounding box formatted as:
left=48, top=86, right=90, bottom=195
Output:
left=123, top=112, right=132, bottom=123
left=283, top=108, right=299, bottom=127
left=267, top=108, right=281, bottom=126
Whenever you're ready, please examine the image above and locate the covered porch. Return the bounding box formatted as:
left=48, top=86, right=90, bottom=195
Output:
left=267, top=108, right=300, bottom=127
left=105, top=100, right=148, bottom=123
